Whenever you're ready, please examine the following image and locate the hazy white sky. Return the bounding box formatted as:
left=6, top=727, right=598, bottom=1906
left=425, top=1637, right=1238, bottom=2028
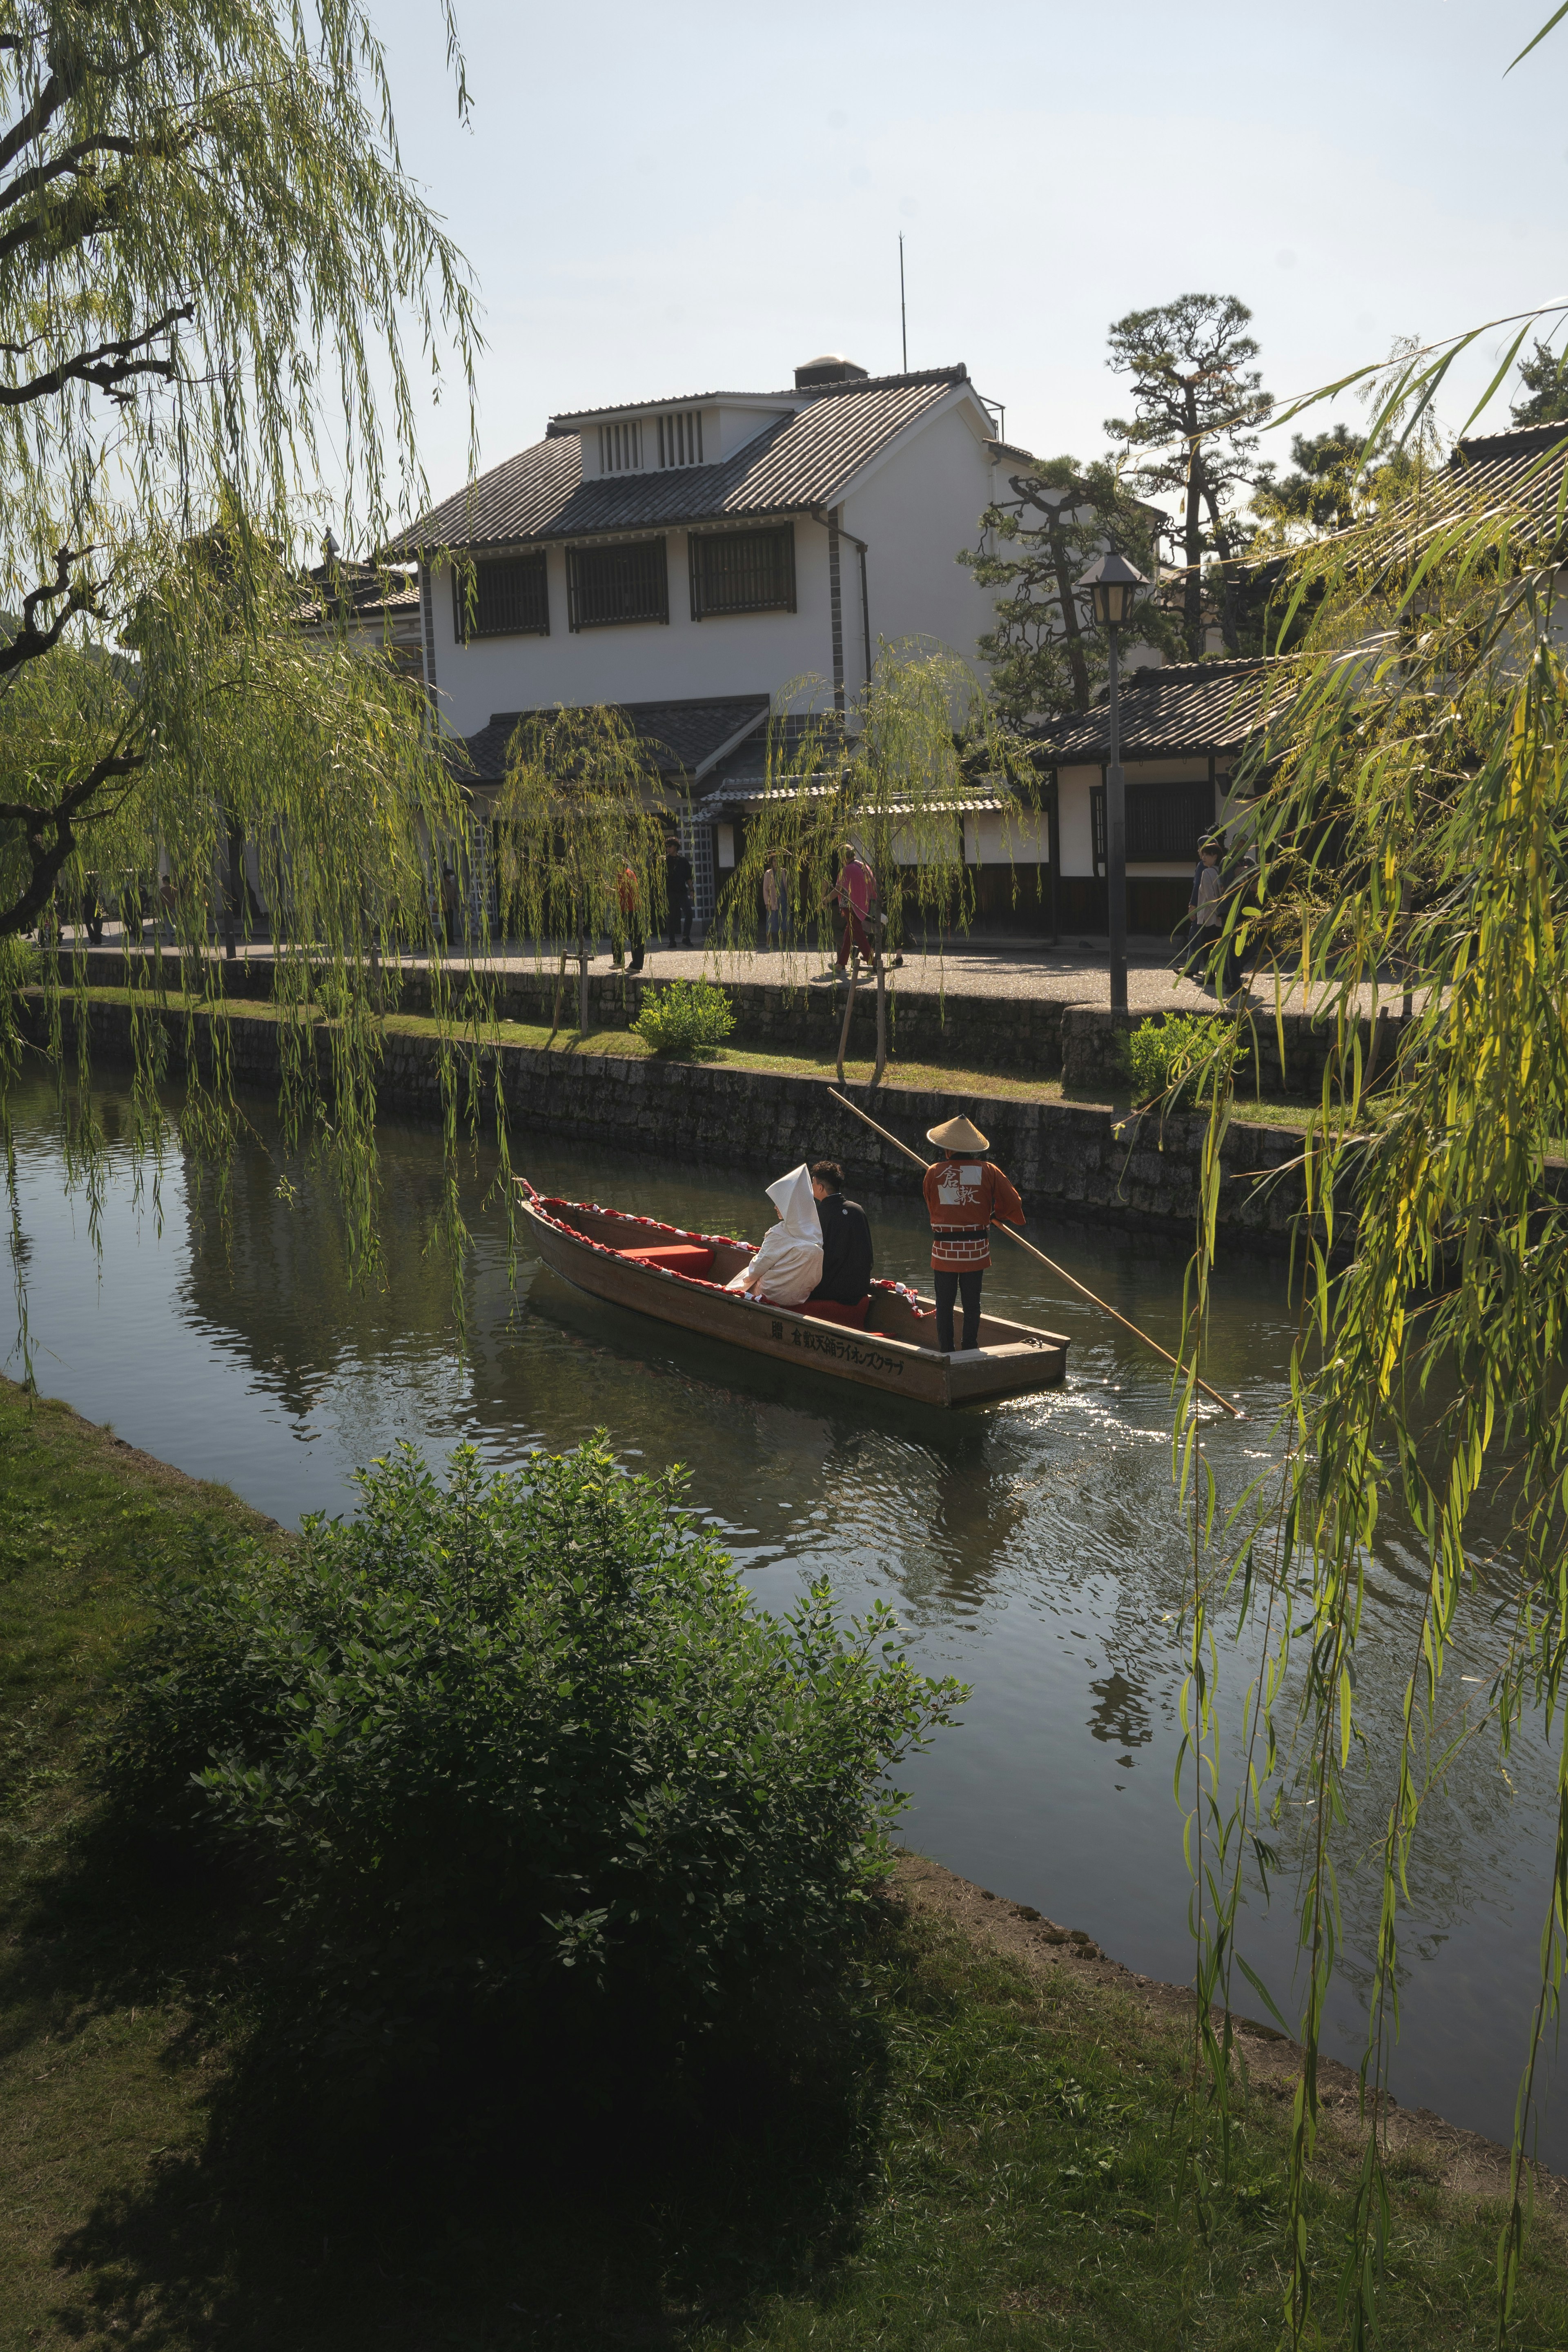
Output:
left=371, top=0, right=1568, bottom=516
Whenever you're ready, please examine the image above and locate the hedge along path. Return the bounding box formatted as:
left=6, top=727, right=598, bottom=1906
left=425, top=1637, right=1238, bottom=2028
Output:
left=826, top=1087, right=1246, bottom=1420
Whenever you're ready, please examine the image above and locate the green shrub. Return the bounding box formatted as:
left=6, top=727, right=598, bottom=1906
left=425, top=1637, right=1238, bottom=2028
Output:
left=1116, top=1011, right=1238, bottom=1109
left=630, top=977, right=735, bottom=1057
left=111, top=1438, right=962, bottom=2046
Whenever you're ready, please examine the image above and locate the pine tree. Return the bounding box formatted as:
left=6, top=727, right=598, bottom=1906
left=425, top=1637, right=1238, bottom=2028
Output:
left=959, top=457, right=1176, bottom=722
left=1509, top=335, right=1568, bottom=426
left=1105, top=294, right=1272, bottom=660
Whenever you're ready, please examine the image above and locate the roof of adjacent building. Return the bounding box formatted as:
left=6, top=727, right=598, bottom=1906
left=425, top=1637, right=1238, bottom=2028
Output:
left=1033, top=657, right=1298, bottom=762
left=395, top=368, right=971, bottom=555
left=451, top=694, right=771, bottom=786
left=294, top=560, right=422, bottom=630
left=1349, top=417, right=1568, bottom=567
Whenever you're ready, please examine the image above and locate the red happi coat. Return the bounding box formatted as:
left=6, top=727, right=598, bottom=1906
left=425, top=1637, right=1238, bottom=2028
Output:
left=921, top=1157, right=1025, bottom=1270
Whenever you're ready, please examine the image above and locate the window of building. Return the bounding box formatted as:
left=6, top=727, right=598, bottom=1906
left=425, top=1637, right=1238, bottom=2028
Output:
left=656, top=410, right=704, bottom=468
left=688, top=524, right=796, bottom=621
left=1091, top=779, right=1214, bottom=868
left=599, top=419, right=643, bottom=474
left=452, top=551, right=549, bottom=641
left=566, top=539, right=669, bottom=631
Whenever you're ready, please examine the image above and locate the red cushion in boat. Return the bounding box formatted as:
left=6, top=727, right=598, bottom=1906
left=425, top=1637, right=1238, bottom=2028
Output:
left=804, top=1295, right=871, bottom=1330
left=619, top=1243, right=715, bottom=1276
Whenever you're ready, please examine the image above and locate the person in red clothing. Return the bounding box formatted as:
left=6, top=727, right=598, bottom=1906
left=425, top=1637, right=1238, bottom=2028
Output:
left=920, top=1113, right=1025, bottom=1353
left=826, top=842, right=877, bottom=981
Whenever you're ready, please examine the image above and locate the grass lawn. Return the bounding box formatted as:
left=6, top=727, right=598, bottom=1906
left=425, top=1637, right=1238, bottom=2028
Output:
left=3, top=1373, right=1565, bottom=2347
left=50, top=984, right=1332, bottom=1129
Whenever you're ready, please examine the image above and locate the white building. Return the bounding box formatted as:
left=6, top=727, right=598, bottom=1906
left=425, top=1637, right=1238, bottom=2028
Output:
left=398, top=354, right=1056, bottom=923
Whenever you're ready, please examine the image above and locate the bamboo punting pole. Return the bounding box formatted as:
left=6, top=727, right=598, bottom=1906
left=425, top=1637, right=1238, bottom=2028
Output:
left=826, top=1087, right=1245, bottom=1420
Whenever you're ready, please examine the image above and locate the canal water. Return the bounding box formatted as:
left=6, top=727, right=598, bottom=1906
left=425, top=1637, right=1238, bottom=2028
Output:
left=3, top=1070, right=1557, bottom=2163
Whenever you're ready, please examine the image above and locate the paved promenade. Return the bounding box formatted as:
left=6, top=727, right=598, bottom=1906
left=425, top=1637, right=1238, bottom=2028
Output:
left=65, top=923, right=1407, bottom=1020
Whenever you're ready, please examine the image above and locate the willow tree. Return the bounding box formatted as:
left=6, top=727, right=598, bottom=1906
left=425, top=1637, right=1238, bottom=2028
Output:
left=714, top=644, right=1031, bottom=1086
left=0, top=0, right=479, bottom=1324
left=492, top=704, right=670, bottom=1040
left=1161, top=299, right=1568, bottom=2339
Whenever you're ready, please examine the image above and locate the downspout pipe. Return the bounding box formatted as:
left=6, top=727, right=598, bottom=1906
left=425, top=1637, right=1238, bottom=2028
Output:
left=813, top=504, right=872, bottom=703
left=839, top=523, right=873, bottom=695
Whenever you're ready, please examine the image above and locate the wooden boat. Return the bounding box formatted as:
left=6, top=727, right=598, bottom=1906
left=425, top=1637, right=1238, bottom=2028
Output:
left=515, top=1178, right=1070, bottom=1408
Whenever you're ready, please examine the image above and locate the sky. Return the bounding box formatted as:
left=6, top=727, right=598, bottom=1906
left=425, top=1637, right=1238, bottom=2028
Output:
left=368, top=0, right=1568, bottom=526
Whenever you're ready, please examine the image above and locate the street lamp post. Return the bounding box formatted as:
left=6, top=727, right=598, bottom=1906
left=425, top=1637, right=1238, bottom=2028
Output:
left=1076, top=550, right=1149, bottom=1017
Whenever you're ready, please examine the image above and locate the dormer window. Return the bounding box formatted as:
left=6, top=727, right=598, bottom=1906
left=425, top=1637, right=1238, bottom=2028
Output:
left=599, top=419, right=643, bottom=474
left=657, top=410, right=704, bottom=468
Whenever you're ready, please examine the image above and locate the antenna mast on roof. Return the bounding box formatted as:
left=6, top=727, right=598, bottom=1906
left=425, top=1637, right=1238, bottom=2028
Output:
left=899, top=235, right=908, bottom=372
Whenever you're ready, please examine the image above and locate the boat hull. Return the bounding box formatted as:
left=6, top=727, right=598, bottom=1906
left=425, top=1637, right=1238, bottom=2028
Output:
left=517, top=1185, right=1069, bottom=1408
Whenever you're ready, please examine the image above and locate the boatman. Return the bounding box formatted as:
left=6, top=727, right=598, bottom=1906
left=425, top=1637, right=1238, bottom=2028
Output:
left=921, top=1114, right=1025, bottom=1354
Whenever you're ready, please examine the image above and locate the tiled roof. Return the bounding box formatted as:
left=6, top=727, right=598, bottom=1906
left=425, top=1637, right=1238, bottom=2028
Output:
left=1352, top=420, right=1568, bottom=568
left=396, top=369, right=968, bottom=555
left=549, top=363, right=960, bottom=426
left=1033, top=657, right=1297, bottom=762
left=452, top=695, right=771, bottom=786
left=294, top=561, right=421, bottom=627
left=698, top=780, right=1009, bottom=817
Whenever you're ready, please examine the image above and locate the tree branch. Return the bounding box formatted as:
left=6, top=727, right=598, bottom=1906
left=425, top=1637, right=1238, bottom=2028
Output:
left=0, top=547, right=107, bottom=678
left=0, top=303, right=191, bottom=408
left=0, top=742, right=144, bottom=940
left=0, top=128, right=145, bottom=214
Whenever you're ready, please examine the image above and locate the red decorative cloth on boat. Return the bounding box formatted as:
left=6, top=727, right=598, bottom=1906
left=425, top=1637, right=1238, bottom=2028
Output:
left=619, top=1243, right=716, bottom=1276
left=920, top=1158, right=1024, bottom=1271
left=804, top=1295, right=871, bottom=1330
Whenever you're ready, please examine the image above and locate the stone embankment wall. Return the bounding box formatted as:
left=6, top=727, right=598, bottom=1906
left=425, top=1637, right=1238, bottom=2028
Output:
left=34, top=993, right=1321, bottom=1248
left=47, top=947, right=1408, bottom=1098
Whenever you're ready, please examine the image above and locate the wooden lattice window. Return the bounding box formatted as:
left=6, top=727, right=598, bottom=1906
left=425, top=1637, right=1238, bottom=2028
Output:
left=1091, top=779, right=1215, bottom=869
left=566, top=539, right=669, bottom=631
left=689, top=525, right=796, bottom=620
left=453, top=552, right=549, bottom=641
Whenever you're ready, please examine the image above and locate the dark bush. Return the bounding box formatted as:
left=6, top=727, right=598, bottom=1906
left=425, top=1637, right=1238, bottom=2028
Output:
left=111, top=1437, right=963, bottom=2051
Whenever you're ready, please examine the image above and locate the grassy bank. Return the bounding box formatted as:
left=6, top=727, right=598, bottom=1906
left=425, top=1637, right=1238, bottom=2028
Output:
left=39, top=982, right=1331, bottom=1128
left=3, top=1376, right=1563, bottom=2347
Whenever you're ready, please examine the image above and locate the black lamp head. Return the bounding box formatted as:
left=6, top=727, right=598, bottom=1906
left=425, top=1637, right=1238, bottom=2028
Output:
left=1076, top=548, right=1149, bottom=631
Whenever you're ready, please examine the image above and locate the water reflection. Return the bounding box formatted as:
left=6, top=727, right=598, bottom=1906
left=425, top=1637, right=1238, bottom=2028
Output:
left=2, top=1069, right=1560, bottom=2165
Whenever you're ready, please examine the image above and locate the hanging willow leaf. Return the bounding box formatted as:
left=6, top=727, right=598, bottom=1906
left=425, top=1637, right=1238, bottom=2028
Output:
left=0, top=0, right=481, bottom=1359
left=1173, top=374, right=1568, bottom=2343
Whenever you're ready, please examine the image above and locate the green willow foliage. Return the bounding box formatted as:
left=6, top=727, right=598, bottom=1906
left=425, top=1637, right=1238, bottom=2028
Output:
left=712, top=643, right=1034, bottom=1084
left=1170, top=418, right=1568, bottom=2344
left=492, top=702, right=670, bottom=1038
left=0, top=0, right=482, bottom=1346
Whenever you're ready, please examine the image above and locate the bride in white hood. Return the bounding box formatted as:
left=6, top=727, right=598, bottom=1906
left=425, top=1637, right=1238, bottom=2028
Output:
left=725, top=1164, right=824, bottom=1307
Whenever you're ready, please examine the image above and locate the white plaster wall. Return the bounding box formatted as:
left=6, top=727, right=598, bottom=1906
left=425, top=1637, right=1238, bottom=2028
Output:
left=425, top=520, right=842, bottom=738
left=1057, top=764, right=1099, bottom=876
left=964, top=810, right=1049, bottom=864
left=424, top=386, right=1037, bottom=741
left=838, top=394, right=998, bottom=679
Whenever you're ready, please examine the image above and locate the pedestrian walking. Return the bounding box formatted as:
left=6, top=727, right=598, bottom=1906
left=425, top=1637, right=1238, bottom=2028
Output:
left=762, top=853, right=786, bottom=951
left=612, top=864, right=645, bottom=971
left=826, top=843, right=876, bottom=984
left=664, top=836, right=693, bottom=949
left=1178, top=838, right=1225, bottom=984
left=440, top=860, right=462, bottom=950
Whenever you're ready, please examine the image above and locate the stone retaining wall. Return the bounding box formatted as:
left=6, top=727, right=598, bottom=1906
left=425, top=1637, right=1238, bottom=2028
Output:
left=32, top=993, right=1321, bottom=1248
left=45, top=947, right=1408, bottom=1098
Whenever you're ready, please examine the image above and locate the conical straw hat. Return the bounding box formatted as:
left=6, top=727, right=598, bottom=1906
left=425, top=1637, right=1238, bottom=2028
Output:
left=927, top=1114, right=989, bottom=1154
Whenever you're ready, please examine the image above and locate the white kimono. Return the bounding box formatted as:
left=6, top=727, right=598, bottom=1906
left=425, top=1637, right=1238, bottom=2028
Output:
left=726, top=1165, right=824, bottom=1307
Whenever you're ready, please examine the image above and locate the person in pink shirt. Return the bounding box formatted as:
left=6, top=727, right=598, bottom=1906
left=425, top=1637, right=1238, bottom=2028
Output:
left=826, top=843, right=877, bottom=980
